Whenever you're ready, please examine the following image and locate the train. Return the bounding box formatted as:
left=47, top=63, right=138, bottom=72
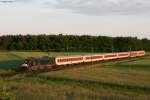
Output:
left=21, top=51, right=145, bottom=71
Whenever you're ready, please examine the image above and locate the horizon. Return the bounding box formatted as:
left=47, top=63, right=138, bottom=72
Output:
left=0, top=33, right=149, bottom=40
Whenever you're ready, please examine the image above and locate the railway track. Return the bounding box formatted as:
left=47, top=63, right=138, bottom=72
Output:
left=0, top=55, right=149, bottom=79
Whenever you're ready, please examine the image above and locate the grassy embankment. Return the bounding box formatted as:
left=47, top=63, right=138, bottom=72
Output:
left=0, top=51, right=150, bottom=100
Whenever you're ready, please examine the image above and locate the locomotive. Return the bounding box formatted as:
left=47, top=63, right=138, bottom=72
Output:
left=21, top=51, right=145, bottom=71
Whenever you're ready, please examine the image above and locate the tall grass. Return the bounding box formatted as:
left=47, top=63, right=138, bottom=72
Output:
left=5, top=73, right=150, bottom=100
left=0, top=80, right=16, bottom=100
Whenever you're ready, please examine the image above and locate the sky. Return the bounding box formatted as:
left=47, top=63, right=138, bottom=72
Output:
left=0, top=0, right=150, bottom=39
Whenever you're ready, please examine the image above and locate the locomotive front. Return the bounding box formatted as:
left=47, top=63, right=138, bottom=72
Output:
left=21, top=57, right=35, bottom=71
left=21, top=57, right=56, bottom=72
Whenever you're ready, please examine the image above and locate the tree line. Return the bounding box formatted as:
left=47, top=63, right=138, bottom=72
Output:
left=0, top=34, right=150, bottom=52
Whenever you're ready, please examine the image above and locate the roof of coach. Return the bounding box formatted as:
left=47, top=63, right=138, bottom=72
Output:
left=55, top=55, right=84, bottom=58
left=55, top=53, right=105, bottom=58
left=55, top=51, right=145, bottom=58
left=117, top=52, right=129, bottom=54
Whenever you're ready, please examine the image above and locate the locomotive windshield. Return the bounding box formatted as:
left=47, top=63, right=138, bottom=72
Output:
left=24, top=59, right=30, bottom=64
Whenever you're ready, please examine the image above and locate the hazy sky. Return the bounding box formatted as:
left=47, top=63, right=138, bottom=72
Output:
left=0, top=0, right=150, bottom=38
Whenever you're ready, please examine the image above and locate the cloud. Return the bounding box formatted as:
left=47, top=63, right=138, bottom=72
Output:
left=1, top=0, right=150, bottom=16
left=0, top=0, right=34, bottom=4
left=44, top=0, right=150, bottom=16
left=0, top=0, right=16, bottom=3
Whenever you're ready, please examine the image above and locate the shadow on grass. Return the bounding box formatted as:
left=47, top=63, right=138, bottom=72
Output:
left=113, top=64, right=150, bottom=71
left=102, top=58, right=150, bottom=71
left=27, top=74, right=150, bottom=94
left=0, top=59, right=23, bottom=72
left=116, top=64, right=150, bottom=68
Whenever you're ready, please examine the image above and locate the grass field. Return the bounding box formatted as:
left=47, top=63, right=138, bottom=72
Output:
left=0, top=51, right=150, bottom=100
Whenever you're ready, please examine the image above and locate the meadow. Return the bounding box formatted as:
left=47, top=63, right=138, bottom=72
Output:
left=0, top=51, right=150, bottom=100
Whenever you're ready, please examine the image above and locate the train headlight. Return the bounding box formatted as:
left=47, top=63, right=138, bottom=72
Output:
left=21, top=64, right=29, bottom=68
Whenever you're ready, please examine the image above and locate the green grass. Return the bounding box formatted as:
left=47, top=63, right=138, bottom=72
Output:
left=0, top=51, right=150, bottom=100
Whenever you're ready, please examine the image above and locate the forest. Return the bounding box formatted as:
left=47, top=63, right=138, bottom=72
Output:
left=0, top=34, right=150, bottom=52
